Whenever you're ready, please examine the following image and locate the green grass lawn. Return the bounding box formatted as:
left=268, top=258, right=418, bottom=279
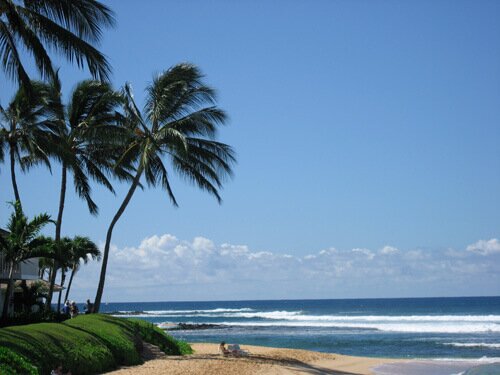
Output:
left=0, top=314, right=192, bottom=375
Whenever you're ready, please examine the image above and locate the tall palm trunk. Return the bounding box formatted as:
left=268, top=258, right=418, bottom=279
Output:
left=46, top=164, right=67, bottom=311
left=57, top=269, right=66, bottom=311
left=94, top=167, right=143, bottom=312
left=1, top=261, right=15, bottom=321
left=9, top=143, right=21, bottom=205
left=64, top=265, right=77, bottom=302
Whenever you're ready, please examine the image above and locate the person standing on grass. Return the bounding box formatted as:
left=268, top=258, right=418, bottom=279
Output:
left=70, top=301, right=79, bottom=318
left=62, top=301, right=70, bottom=315
left=84, top=299, right=94, bottom=314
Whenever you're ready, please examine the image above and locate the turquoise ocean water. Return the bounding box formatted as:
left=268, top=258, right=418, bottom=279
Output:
left=100, top=296, right=500, bottom=374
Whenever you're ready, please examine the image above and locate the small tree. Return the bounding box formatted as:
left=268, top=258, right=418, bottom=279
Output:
left=62, top=236, right=100, bottom=305
left=0, top=82, right=55, bottom=206
left=0, top=202, right=53, bottom=321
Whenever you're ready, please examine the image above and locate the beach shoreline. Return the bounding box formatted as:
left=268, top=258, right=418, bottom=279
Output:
left=105, top=343, right=402, bottom=375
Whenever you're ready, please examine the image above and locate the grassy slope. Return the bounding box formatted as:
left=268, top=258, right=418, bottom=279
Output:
left=0, top=314, right=192, bottom=375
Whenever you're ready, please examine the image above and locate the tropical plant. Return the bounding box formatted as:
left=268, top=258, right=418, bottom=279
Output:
left=15, top=279, right=47, bottom=313
left=43, top=76, right=125, bottom=310
left=57, top=236, right=100, bottom=310
left=93, top=63, right=236, bottom=312
left=0, top=0, right=114, bottom=90
left=0, top=201, right=53, bottom=321
left=38, top=256, right=52, bottom=279
left=42, top=236, right=73, bottom=313
left=0, top=81, right=55, bottom=205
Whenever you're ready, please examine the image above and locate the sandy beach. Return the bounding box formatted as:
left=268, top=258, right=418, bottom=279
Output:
left=106, top=343, right=400, bottom=375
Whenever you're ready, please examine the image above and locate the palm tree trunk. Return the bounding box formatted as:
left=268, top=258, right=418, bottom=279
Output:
left=9, top=143, right=21, bottom=205
left=46, top=164, right=67, bottom=311
left=94, top=167, right=143, bottom=312
left=57, top=269, right=66, bottom=312
left=64, top=266, right=76, bottom=302
left=55, top=163, right=67, bottom=241
left=1, top=261, right=15, bottom=321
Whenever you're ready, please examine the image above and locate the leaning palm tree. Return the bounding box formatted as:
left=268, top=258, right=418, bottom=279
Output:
left=0, top=201, right=53, bottom=320
left=0, top=0, right=114, bottom=90
left=44, top=77, right=125, bottom=310
left=93, top=64, right=236, bottom=312
left=61, top=236, right=100, bottom=305
left=0, top=81, right=55, bottom=205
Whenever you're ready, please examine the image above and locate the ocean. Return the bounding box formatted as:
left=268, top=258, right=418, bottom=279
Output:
left=100, top=296, right=500, bottom=375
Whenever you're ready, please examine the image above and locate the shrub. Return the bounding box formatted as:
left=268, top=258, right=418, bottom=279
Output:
left=64, top=314, right=142, bottom=365
left=0, top=347, right=38, bottom=375
left=0, top=314, right=192, bottom=375
left=0, top=322, right=115, bottom=374
left=128, top=318, right=193, bottom=355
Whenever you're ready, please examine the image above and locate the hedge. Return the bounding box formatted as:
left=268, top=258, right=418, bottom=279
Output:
left=0, top=314, right=192, bottom=375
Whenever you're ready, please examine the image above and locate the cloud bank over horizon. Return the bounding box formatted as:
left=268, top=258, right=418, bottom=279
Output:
left=70, top=234, right=500, bottom=302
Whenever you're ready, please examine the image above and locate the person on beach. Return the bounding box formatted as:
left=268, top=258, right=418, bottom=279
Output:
left=84, top=299, right=94, bottom=314
left=69, top=301, right=79, bottom=318
left=219, top=342, right=231, bottom=356
left=219, top=342, right=248, bottom=357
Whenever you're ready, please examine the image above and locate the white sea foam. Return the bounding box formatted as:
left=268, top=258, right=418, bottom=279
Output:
left=428, top=356, right=500, bottom=363
left=112, top=309, right=500, bottom=333
left=144, top=308, right=254, bottom=314
left=444, top=343, right=500, bottom=349
left=228, top=313, right=500, bottom=323
left=214, top=321, right=500, bottom=333
left=114, top=308, right=254, bottom=316
left=119, top=310, right=500, bottom=322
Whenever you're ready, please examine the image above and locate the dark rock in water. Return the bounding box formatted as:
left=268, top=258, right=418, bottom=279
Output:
left=169, top=322, right=222, bottom=330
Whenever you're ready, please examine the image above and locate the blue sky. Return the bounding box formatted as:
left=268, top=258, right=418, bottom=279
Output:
left=1, top=0, right=499, bottom=301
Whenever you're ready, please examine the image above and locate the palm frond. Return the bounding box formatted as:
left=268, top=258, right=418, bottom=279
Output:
left=0, top=21, right=30, bottom=87
left=24, top=0, right=115, bottom=42
left=20, top=8, right=111, bottom=81
left=3, top=0, right=54, bottom=80
left=71, top=158, right=98, bottom=215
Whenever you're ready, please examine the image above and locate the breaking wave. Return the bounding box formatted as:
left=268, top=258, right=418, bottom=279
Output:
left=215, top=321, right=500, bottom=333
left=444, top=343, right=500, bottom=349
left=113, top=307, right=254, bottom=317
left=112, top=308, right=500, bottom=333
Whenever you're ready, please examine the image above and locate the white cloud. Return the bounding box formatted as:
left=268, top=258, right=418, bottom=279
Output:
left=69, top=234, right=500, bottom=302
left=466, top=238, right=500, bottom=256
left=380, top=245, right=398, bottom=255
left=352, top=248, right=375, bottom=260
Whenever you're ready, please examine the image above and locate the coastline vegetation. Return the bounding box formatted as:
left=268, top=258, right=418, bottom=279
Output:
left=0, top=0, right=235, bottom=316
left=0, top=314, right=192, bottom=375
left=0, top=0, right=234, bottom=372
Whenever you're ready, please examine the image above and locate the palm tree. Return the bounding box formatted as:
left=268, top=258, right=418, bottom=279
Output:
left=47, top=236, right=73, bottom=312
left=0, top=81, right=55, bottom=205
left=38, top=256, right=52, bottom=279
left=0, top=201, right=53, bottom=320
left=0, top=0, right=114, bottom=90
left=93, top=63, right=236, bottom=312
left=44, top=77, right=125, bottom=310
left=61, top=236, right=100, bottom=305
